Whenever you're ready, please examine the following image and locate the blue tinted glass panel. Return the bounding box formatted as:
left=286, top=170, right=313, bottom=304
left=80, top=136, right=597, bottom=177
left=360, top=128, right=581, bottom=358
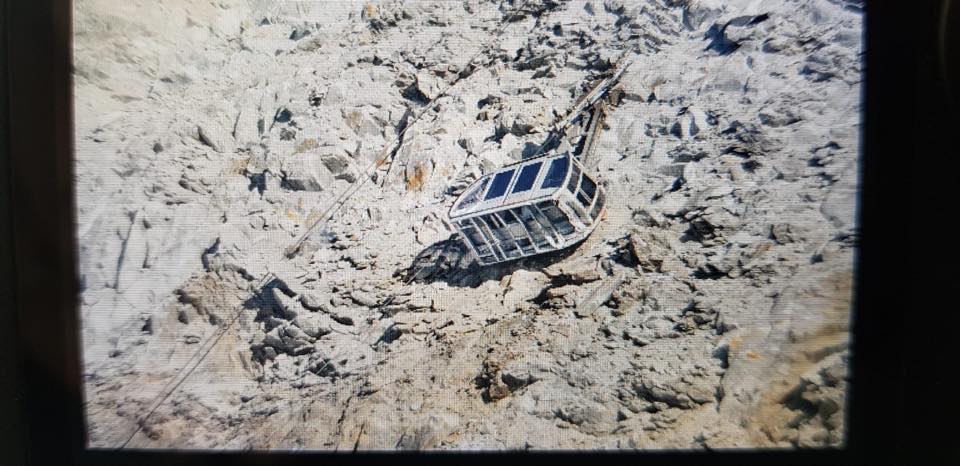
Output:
left=580, top=174, right=597, bottom=199
left=484, top=170, right=515, bottom=200
left=511, top=162, right=543, bottom=194
left=540, top=156, right=569, bottom=189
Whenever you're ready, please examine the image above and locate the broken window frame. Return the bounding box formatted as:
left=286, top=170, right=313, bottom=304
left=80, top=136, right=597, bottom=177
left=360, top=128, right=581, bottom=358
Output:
left=536, top=200, right=576, bottom=237
left=471, top=217, right=505, bottom=262
left=589, top=189, right=605, bottom=220
left=515, top=205, right=555, bottom=250
left=453, top=176, right=491, bottom=212
left=566, top=163, right=581, bottom=194
left=496, top=209, right=539, bottom=254
left=480, top=214, right=522, bottom=260
left=563, top=198, right=591, bottom=228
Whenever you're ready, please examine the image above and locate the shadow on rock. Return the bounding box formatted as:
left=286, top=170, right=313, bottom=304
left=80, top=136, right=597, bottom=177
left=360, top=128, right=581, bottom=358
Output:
left=242, top=277, right=294, bottom=323
left=398, top=235, right=588, bottom=288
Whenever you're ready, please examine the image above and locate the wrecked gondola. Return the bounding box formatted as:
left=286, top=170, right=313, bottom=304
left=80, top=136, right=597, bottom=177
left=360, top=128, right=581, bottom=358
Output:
left=448, top=152, right=605, bottom=265
left=447, top=56, right=631, bottom=266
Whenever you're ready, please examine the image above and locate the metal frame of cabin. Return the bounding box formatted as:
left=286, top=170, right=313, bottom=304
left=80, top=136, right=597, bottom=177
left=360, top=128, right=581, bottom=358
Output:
left=448, top=153, right=606, bottom=265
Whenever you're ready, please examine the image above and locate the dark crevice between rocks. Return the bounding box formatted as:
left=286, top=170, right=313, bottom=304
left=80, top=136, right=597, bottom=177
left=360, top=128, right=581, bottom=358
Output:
left=330, top=314, right=354, bottom=326
left=200, top=237, right=221, bottom=271
left=140, top=316, right=153, bottom=335
left=679, top=214, right=719, bottom=243
left=112, top=212, right=138, bottom=290
left=248, top=171, right=267, bottom=195
left=667, top=176, right=685, bottom=193
left=712, top=344, right=730, bottom=369
left=741, top=159, right=762, bottom=173
left=244, top=278, right=296, bottom=323
left=400, top=82, right=430, bottom=105
left=477, top=94, right=501, bottom=109
left=722, top=145, right=755, bottom=158
left=484, top=123, right=510, bottom=143
left=289, top=28, right=311, bottom=41
left=799, top=66, right=836, bottom=82
left=607, top=236, right=641, bottom=269
left=714, top=385, right=725, bottom=412
left=748, top=13, right=770, bottom=25
left=278, top=173, right=304, bottom=192
left=704, top=24, right=741, bottom=55
left=781, top=382, right=820, bottom=421
left=692, top=264, right=728, bottom=280
left=274, top=108, right=292, bottom=123
left=373, top=323, right=402, bottom=346
left=521, top=142, right=545, bottom=159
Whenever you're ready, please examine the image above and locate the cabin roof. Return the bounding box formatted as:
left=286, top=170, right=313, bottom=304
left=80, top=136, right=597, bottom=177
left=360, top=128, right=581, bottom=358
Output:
left=449, top=153, right=578, bottom=219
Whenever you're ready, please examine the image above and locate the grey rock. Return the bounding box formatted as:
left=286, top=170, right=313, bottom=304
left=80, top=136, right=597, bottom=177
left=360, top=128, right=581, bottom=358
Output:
left=770, top=223, right=795, bottom=244
left=299, top=292, right=329, bottom=312
left=500, top=365, right=539, bottom=391
left=542, top=257, right=602, bottom=284
left=263, top=327, right=285, bottom=349
left=502, top=270, right=549, bottom=310
left=292, top=314, right=333, bottom=339
left=283, top=324, right=312, bottom=342
left=627, top=228, right=679, bottom=272
left=272, top=288, right=306, bottom=320
left=350, top=290, right=379, bottom=307
left=280, top=156, right=336, bottom=191
left=404, top=296, right=433, bottom=311
left=196, top=121, right=233, bottom=153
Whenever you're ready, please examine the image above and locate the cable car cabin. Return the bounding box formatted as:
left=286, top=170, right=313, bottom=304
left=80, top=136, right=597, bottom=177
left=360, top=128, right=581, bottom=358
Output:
left=448, top=153, right=606, bottom=265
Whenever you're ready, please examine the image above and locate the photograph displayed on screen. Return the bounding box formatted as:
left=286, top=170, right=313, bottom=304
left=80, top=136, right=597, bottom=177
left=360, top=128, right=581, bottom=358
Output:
left=74, top=0, right=862, bottom=450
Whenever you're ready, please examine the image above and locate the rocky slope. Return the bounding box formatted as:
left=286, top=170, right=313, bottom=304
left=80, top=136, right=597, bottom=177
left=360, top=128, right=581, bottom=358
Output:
left=75, top=0, right=862, bottom=450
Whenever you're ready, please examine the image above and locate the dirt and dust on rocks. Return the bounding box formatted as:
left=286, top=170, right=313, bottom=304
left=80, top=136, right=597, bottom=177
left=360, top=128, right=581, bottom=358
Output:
left=75, top=0, right=862, bottom=450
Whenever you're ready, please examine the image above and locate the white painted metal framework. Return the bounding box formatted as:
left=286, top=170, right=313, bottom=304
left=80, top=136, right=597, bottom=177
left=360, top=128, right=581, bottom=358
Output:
left=448, top=153, right=606, bottom=265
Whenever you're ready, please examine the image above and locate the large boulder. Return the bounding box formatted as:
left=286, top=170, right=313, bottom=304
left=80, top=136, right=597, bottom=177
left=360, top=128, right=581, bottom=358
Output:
left=502, top=270, right=549, bottom=310
left=280, top=155, right=336, bottom=191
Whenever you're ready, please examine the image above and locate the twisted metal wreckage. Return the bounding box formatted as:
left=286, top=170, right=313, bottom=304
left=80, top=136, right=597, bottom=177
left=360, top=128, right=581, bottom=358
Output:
left=449, top=59, right=632, bottom=265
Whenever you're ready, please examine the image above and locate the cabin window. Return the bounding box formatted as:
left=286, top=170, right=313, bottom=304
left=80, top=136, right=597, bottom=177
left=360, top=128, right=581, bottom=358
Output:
left=463, top=227, right=490, bottom=256
left=567, top=164, right=581, bottom=193
left=481, top=213, right=504, bottom=229
left=540, top=156, right=569, bottom=189
left=566, top=200, right=589, bottom=224
left=580, top=175, right=597, bottom=200
left=484, top=170, right=515, bottom=200
left=537, top=201, right=575, bottom=236
left=500, top=241, right=521, bottom=258
left=481, top=214, right=520, bottom=257
left=516, top=238, right=535, bottom=254
left=516, top=206, right=552, bottom=249
left=589, top=189, right=605, bottom=220
left=455, top=177, right=489, bottom=211
left=499, top=209, right=520, bottom=224
left=577, top=191, right=591, bottom=207
left=473, top=219, right=505, bottom=262
left=511, top=162, right=543, bottom=194
left=499, top=210, right=532, bottom=246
